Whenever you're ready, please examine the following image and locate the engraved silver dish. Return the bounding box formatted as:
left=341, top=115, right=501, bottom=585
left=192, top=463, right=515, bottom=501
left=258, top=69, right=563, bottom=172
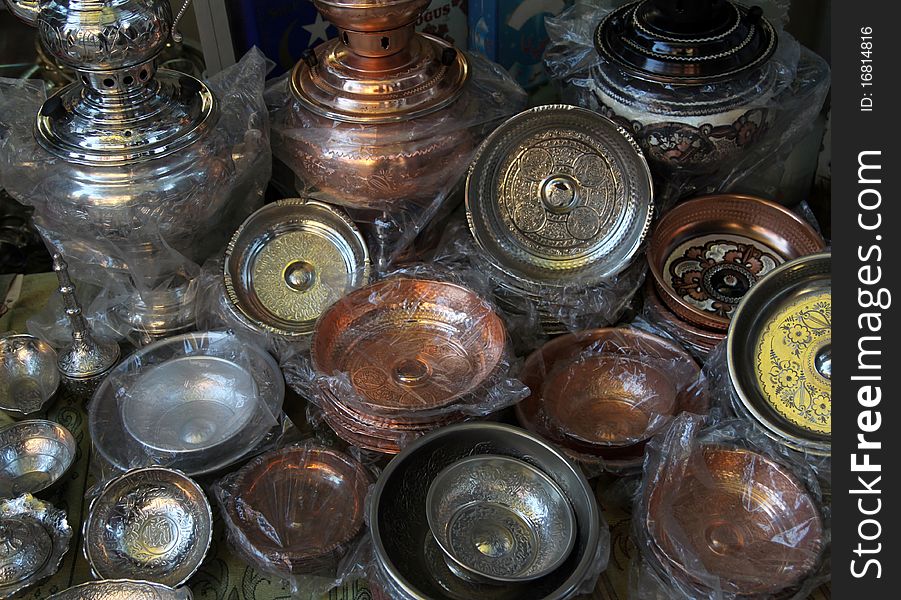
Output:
left=48, top=579, right=193, bottom=600
left=370, top=423, right=604, bottom=600
left=0, top=420, right=76, bottom=497
left=89, top=331, right=284, bottom=476
left=0, top=334, right=60, bottom=416
left=427, top=455, right=576, bottom=583
left=0, top=494, right=72, bottom=598
left=84, top=468, right=212, bottom=587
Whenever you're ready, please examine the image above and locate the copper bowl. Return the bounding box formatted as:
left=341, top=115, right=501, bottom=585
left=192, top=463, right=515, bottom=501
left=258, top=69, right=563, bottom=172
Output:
left=516, top=328, right=704, bottom=469
left=646, top=445, right=824, bottom=596
left=313, top=0, right=430, bottom=32
left=641, top=280, right=724, bottom=358
left=647, top=195, right=825, bottom=331
left=312, top=278, right=507, bottom=415
left=225, top=446, right=370, bottom=571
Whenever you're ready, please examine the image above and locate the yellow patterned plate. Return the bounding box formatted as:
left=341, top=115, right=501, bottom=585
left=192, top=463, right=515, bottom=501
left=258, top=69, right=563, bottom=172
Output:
left=224, top=199, right=370, bottom=338
left=727, top=253, right=831, bottom=456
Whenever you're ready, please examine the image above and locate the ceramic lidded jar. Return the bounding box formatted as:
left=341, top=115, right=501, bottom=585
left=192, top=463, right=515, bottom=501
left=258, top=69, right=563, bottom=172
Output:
left=590, top=0, right=778, bottom=176
left=1, top=0, right=267, bottom=342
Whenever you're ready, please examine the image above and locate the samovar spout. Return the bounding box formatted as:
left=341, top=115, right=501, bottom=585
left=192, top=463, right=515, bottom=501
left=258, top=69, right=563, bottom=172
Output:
left=3, top=0, right=40, bottom=26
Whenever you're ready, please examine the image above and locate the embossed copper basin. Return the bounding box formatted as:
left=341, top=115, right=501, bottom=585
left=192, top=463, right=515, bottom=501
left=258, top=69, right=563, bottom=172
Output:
left=647, top=194, right=825, bottom=331
left=312, top=278, right=506, bottom=414
left=224, top=446, right=370, bottom=572
left=646, top=445, right=824, bottom=596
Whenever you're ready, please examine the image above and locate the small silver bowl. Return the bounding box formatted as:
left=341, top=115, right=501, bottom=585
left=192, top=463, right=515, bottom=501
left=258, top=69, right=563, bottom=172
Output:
left=0, top=334, right=60, bottom=416
left=0, top=420, right=77, bottom=497
left=426, top=455, right=576, bottom=583
left=48, top=579, right=193, bottom=600
left=84, top=468, right=212, bottom=587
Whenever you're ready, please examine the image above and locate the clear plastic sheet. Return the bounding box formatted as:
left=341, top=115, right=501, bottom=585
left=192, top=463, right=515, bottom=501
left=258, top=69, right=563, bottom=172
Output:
left=0, top=49, right=272, bottom=345
left=213, top=441, right=375, bottom=596
left=266, top=52, right=527, bottom=269
left=86, top=331, right=284, bottom=485
left=632, top=414, right=829, bottom=600
left=282, top=271, right=528, bottom=454
left=544, top=0, right=830, bottom=208
left=516, top=324, right=709, bottom=478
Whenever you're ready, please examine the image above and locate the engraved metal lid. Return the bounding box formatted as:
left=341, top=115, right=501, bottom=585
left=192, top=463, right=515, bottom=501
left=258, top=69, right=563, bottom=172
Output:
left=290, top=0, right=468, bottom=123
left=595, top=0, right=778, bottom=85
left=728, top=253, right=831, bottom=456
left=84, top=468, right=212, bottom=587
left=0, top=494, right=72, bottom=598
left=224, top=199, right=370, bottom=339
left=466, top=105, right=654, bottom=286
left=48, top=579, right=193, bottom=600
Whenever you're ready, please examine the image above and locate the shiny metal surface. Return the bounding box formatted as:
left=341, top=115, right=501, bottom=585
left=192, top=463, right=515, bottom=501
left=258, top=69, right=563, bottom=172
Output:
left=0, top=334, right=60, bottom=416
left=48, top=579, right=193, bottom=600
left=427, top=455, right=575, bottom=583
left=53, top=254, right=120, bottom=395
left=0, top=494, right=72, bottom=598
left=728, top=253, right=831, bottom=456
left=647, top=195, right=825, bottom=331
left=84, top=468, right=212, bottom=587
left=466, top=105, right=653, bottom=286
left=646, top=445, right=824, bottom=596
left=0, top=420, right=76, bottom=497
left=370, top=423, right=603, bottom=600
left=224, top=199, right=370, bottom=339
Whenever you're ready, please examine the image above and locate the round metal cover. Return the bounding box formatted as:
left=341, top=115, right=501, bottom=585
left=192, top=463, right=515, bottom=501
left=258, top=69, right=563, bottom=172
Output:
left=466, top=105, right=653, bottom=286
left=728, top=253, right=831, bottom=456
left=224, top=199, right=370, bottom=338
left=0, top=495, right=72, bottom=598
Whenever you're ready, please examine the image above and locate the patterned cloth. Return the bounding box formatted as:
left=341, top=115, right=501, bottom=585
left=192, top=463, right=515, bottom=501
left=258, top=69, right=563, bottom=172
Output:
left=1, top=273, right=830, bottom=599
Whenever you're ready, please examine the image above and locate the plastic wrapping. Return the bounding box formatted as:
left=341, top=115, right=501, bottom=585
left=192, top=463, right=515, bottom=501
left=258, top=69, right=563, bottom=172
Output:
left=632, top=414, right=829, bottom=600
left=86, top=331, right=284, bottom=485
left=282, top=271, right=528, bottom=454
left=266, top=52, right=527, bottom=269
left=213, top=442, right=374, bottom=596
left=544, top=0, right=830, bottom=207
left=516, top=324, right=708, bottom=477
left=0, top=49, right=272, bottom=345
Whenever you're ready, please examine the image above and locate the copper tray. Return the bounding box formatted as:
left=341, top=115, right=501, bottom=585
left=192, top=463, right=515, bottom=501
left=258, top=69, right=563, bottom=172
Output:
left=226, top=446, right=370, bottom=570
left=647, top=195, right=825, bottom=331
left=646, top=445, right=824, bottom=596
left=312, top=278, right=507, bottom=415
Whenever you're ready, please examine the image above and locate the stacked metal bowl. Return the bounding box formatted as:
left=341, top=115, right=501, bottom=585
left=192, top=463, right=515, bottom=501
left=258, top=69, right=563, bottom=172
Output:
left=369, top=423, right=606, bottom=600
left=310, top=278, right=509, bottom=453
left=465, top=105, right=654, bottom=334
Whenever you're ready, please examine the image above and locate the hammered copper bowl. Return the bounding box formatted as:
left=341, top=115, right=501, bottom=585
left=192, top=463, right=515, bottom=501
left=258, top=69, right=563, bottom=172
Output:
left=516, top=327, right=704, bottom=468
left=224, top=446, right=370, bottom=572
left=0, top=420, right=76, bottom=497
left=647, top=194, right=825, bottom=331
left=0, top=334, right=60, bottom=416
left=312, top=278, right=507, bottom=415
left=84, top=468, right=212, bottom=587
left=646, top=445, right=824, bottom=596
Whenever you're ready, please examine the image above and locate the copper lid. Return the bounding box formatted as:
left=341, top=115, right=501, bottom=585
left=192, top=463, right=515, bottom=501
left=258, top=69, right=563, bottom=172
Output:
left=224, top=199, right=370, bottom=339
left=728, top=253, right=831, bottom=456
left=647, top=194, right=825, bottom=331
left=595, top=0, right=778, bottom=85
left=291, top=0, right=469, bottom=123
left=466, top=105, right=654, bottom=286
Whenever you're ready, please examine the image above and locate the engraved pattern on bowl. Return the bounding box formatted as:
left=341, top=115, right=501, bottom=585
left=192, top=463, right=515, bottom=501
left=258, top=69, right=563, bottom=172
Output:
left=0, top=420, right=77, bottom=497
left=48, top=579, right=193, bottom=600
left=84, top=468, right=212, bottom=587
left=426, top=455, right=576, bottom=582
left=0, top=335, right=60, bottom=416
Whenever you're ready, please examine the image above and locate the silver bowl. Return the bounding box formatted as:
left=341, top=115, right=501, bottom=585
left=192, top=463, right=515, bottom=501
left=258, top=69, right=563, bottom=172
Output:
left=427, top=455, right=576, bottom=583
left=0, top=494, right=72, bottom=598
left=84, top=468, right=212, bottom=587
left=48, top=579, right=193, bottom=600
left=370, top=423, right=605, bottom=600
left=0, top=334, right=60, bottom=416
left=0, top=420, right=77, bottom=497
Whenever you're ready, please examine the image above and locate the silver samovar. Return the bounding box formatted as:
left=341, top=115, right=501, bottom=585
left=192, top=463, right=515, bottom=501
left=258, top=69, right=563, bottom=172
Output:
left=1, top=0, right=270, bottom=343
